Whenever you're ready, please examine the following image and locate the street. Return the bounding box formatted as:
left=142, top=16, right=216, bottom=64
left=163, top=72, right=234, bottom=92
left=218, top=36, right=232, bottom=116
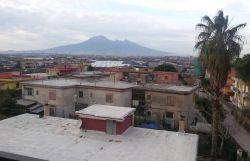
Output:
left=198, top=90, right=250, bottom=153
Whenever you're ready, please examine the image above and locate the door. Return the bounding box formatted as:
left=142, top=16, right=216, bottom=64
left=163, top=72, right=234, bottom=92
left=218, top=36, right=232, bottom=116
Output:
left=106, top=120, right=116, bottom=135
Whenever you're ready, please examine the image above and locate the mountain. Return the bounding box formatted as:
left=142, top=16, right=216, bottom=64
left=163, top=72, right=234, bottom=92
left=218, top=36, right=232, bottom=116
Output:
left=33, top=36, right=170, bottom=56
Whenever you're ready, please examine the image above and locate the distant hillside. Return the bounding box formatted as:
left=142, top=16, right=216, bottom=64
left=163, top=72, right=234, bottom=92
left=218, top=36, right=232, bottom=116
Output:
left=32, top=36, right=170, bottom=56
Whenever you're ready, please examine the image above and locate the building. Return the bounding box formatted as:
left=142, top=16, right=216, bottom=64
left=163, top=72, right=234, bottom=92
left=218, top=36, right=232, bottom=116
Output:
left=223, top=68, right=236, bottom=98
left=21, top=57, right=44, bottom=70
left=47, top=64, right=79, bottom=76
left=230, top=77, right=250, bottom=109
left=76, top=104, right=135, bottom=135
left=133, top=84, right=197, bottom=129
left=21, top=79, right=137, bottom=118
left=91, top=61, right=129, bottom=68
left=0, top=113, right=198, bottom=161
left=0, top=72, right=33, bottom=90
left=106, top=67, right=179, bottom=84
left=153, top=71, right=179, bottom=84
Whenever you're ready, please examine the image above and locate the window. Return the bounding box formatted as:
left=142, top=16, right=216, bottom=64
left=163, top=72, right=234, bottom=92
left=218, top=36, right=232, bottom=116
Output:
left=147, top=111, right=152, bottom=116
left=106, top=93, right=113, bottom=103
left=165, top=112, right=174, bottom=118
left=49, top=108, right=55, bottom=116
left=164, top=76, right=168, bottom=80
left=49, top=91, right=56, bottom=100
left=24, top=87, right=33, bottom=96
left=79, top=91, right=83, bottom=98
left=146, top=95, right=151, bottom=101
left=166, top=96, right=175, bottom=106
left=36, top=90, right=39, bottom=95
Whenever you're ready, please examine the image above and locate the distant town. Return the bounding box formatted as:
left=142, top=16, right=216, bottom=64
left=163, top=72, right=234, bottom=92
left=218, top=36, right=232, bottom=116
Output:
left=0, top=3, right=250, bottom=161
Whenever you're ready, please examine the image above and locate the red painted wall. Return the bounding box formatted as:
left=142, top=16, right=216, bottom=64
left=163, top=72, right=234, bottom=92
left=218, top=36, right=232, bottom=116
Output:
left=153, top=72, right=179, bottom=84
left=0, top=73, right=12, bottom=79
left=116, top=115, right=133, bottom=135
left=81, top=118, right=106, bottom=132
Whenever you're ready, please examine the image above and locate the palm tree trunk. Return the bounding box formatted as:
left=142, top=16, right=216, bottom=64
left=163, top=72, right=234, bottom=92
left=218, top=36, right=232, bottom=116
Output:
left=211, top=97, right=220, bottom=161
left=219, top=138, right=224, bottom=155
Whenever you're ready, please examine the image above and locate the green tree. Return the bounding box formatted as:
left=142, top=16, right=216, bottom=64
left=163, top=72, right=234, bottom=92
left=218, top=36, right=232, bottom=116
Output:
left=154, top=64, right=177, bottom=72
left=234, top=54, right=250, bottom=84
left=195, top=10, right=246, bottom=160
left=87, top=65, right=94, bottom=71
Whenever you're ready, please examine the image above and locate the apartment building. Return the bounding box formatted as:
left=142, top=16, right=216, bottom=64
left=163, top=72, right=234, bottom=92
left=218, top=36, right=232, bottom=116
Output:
left=133, top=84, right=197, bottom=129
left=223, top=68, right=236, bottom=98
left=230, top=77, right=250, bottom=109
left=153, top=71, right=179, bottom=84
left=21, top=79, right=137, bottom=118
left=0, top=72, right=33, bottom=90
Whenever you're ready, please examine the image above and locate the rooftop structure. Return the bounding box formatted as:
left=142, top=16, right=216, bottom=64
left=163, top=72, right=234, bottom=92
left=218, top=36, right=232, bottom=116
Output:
left=76, top=104, right=135, bottom=121
left=0, top=114, right=198, bottom=161
left=76, top=105, right=135, bottom=135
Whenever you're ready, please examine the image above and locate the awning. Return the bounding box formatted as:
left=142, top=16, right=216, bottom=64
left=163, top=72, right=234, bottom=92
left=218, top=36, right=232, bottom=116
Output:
left=27, top=104, right=43, bottom=114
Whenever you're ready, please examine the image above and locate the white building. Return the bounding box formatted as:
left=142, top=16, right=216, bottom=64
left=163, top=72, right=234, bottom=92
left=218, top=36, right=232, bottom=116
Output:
left=0, top=113, right=199, bottom=161
left=91, top=61, right=129, bottom=68
left=21, top=79, right=137, bottom=118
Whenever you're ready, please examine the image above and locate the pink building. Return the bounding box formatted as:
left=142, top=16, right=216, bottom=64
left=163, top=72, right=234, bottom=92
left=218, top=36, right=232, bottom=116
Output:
left=153, top=71, right=179, bottom=84
left=76, top=104, right=135, bottom=135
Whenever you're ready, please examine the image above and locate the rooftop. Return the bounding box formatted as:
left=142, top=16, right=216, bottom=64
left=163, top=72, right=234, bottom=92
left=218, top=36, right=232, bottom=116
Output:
left=91, top=61, right=129, bottom=67
left=76, top=104, right=135, bottom=121
left=136, top=83, right=197, bottom=94
left=0, top=114, right=198, bottom=161
left=21, top=79, right=80, bottom=87
left=21, top=79, right=137, bottom=89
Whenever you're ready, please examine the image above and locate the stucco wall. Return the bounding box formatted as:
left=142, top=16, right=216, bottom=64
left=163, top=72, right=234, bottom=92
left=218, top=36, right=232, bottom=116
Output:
left=77, top=88, right=132, bottom=107
left=22, top=85, right=76, bottom=117
left=145, top=91, right=194, bottom=126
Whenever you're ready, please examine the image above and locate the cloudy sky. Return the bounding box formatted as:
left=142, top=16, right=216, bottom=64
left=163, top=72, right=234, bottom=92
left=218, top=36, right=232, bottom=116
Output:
left=0, top=0, right=250, bottom=55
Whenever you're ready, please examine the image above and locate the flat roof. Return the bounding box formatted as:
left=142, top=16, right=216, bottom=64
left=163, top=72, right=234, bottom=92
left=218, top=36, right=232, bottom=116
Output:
left=91, top=61, right=129, bottom=67
left=0, top=114, right=198, bottom=161
left=21, top=79, right=137, bottom=89
left=21, top=79, right=80, bottom=87
left=136, top=84, right=197, bottom=94
left=76, top=104, right=135, bottom=121
left=16, top=99, right=36, bottom=106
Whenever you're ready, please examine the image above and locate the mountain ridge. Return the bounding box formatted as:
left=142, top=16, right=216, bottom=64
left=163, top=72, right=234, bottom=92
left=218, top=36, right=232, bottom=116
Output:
left=1, top=36, right=173, bottom=56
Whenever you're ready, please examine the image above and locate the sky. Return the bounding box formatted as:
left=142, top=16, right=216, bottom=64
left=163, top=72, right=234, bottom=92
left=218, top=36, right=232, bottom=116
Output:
left=0, top=0, right=250, bottom=56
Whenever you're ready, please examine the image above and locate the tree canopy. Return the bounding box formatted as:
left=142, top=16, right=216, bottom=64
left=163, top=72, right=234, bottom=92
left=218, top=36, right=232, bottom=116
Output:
left=195, top=10, right=246, bottom=93
left=195, top=10, right=246, bottom=159
left=154, top=64, right=177, bottom=72
left=234, top=54, right=250, bottom=84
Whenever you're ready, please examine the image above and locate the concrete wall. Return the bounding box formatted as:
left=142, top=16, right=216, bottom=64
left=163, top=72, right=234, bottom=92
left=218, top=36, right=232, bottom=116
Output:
left=22, top=84, right=133, bottom=117
left=76, top=88, right=132, bottom=107
left=153, top=72, right=179, bottom=84
left=145, top=91, right=194, bottom=128
left=22, top=85, right=76, bottom=117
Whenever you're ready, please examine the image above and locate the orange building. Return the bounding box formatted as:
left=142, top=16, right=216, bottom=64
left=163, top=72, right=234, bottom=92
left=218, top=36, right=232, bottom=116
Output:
left=153, top=71, right=179, bottom=84
left=47, top=64, right=79, bottom=76
left=223, top=68, right=236, bottom=98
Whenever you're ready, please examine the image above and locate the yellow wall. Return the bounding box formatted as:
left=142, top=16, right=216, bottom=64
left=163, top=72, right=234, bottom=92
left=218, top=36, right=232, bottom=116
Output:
left=0, top=77, right=33, bottom=90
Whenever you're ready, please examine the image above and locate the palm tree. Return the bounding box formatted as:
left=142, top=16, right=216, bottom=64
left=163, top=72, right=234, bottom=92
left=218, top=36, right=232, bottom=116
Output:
left=195, top=10, right=246, bottom=160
